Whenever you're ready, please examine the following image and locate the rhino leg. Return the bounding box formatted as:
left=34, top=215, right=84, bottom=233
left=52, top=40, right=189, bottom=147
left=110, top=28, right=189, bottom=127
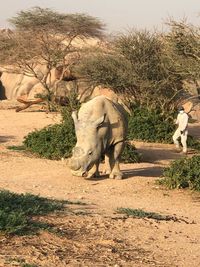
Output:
left=85, top=162, right=100, bottom=179
left=108, top=142, right=124, bottom=179
left=109, top=161, right=122, bottom=179
left=102, top=154, right=111, bottom=175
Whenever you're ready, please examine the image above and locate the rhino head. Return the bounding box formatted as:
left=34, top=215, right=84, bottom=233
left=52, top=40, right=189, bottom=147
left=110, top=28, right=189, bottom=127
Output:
left=68, top=111, right=106, bottom=178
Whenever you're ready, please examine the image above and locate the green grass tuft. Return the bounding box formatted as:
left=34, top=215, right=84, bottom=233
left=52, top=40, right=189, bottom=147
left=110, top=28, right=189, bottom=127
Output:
left=7, top=145, right=26, bottom=151
left=0, top=190, right=67, bottom=235
left=117, top=208, right=177, bottom=221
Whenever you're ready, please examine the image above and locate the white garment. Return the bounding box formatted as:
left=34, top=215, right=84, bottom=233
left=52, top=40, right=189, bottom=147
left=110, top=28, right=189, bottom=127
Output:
left=175, top=111, right=189, bottom=131
left=172, top=111, right=189, bottom=153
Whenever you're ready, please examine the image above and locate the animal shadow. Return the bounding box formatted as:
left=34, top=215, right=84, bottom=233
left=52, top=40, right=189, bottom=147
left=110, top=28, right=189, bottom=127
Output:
left=122, top=166, right=164, bottom=179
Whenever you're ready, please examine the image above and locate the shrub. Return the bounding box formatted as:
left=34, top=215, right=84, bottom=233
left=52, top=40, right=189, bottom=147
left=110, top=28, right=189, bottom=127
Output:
left=23, top=92, right=80, bottom=159
left=23, top=106, right=77, bottom=160
left=128, top=105, right=175, bottom=143
left=187, top=135, right=200, bottom=151
left=160, top=155, right=200, bottom=191
left=121, top=142, right=141, bottom=163
left=24, top=122, right=76, bottom=160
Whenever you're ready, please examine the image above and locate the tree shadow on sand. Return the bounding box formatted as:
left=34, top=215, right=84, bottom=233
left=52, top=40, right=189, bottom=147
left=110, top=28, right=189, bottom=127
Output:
left=137, top=147, right=185, bottom=163
left=122, top=166, right=164, bottom=179
left=0, top=135, right=15, bottom=143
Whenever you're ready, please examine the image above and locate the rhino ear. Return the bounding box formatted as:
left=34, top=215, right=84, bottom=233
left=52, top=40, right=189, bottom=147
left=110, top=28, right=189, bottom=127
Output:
left=94, top=113, right=106, bottom=128
left=72, top=111, right=78, bottom=125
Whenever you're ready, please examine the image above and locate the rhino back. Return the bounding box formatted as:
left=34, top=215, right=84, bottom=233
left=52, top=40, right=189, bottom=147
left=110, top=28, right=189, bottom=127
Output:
left=78, top=96, right=127, bottom=144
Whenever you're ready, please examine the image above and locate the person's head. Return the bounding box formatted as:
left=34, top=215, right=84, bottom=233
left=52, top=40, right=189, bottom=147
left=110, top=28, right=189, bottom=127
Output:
left=178, top=106, right=185, bottom=113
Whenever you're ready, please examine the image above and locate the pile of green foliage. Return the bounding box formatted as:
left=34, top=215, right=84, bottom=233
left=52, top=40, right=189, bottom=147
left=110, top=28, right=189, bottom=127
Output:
left=160, top=155, right=200, bottom=191
left=24, top=109, right=76, bottom=160
left=128, top=105, right=175, bottom=143
left=0, top=190, right=65, bottom=235
left=23, top=93, right=79, bottom=160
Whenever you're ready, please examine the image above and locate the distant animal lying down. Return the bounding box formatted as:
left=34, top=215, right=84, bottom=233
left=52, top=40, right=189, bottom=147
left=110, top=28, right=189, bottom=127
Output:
left=67, top=95, right=128, bottom=179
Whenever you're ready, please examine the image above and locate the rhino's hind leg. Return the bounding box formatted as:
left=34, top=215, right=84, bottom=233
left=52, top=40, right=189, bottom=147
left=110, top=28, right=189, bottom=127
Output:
left=108, top=142, right=124, bottom=179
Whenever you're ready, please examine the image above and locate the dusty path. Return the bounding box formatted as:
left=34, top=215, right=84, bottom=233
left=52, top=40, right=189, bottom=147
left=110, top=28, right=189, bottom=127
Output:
left=0, top=108, right=200, bottom=267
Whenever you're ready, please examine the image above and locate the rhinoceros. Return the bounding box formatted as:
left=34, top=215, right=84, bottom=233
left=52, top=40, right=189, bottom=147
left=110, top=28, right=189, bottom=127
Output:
left=68, top=95, right=128, bottom=179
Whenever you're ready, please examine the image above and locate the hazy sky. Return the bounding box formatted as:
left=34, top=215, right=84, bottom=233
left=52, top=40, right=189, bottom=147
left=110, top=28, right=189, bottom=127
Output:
left=1, top=0, right=200, bottom=33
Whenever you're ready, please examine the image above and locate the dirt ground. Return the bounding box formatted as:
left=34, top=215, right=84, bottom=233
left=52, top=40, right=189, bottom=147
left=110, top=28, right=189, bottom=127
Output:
left=0, top=103, right=200, bottom=267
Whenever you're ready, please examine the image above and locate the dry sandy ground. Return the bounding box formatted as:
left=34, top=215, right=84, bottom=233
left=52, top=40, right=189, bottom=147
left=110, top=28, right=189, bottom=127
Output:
left=0, top=105, right=200, bottom=267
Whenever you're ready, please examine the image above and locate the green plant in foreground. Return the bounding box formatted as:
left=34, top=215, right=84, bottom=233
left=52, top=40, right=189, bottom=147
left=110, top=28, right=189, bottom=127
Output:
left=0, top=190, right=66, bottom=235
left=117, top=208, right=177, bottom=221
left=160, top=155, right=200, bottom=191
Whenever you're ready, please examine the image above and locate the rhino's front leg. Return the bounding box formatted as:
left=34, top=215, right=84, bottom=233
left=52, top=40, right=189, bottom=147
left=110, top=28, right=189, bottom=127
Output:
left=102, top=154, right=111, bottom=175
left=109, top=160, right=122, bottom=179
left=108, top=142, right=124, bottom=179
left=85, top=162, right=100, bottom=179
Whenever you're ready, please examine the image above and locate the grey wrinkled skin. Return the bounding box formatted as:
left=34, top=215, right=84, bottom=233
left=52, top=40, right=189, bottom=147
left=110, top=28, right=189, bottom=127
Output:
left=67, top=95, right=128, bottom=179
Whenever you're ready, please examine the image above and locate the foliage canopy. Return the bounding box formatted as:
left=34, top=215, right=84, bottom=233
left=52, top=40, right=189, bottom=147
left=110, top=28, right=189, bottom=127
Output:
left=166, top=19, right=200, bottom=82
left=0, top=7, right=105, bottom=103
left=9, top=7, right=105, bottom=38
left=77, top=30, right=185, bottom=112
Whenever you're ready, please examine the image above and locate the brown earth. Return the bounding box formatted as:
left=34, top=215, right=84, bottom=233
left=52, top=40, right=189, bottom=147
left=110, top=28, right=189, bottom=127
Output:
left=0, top=104, right=200, bottom=267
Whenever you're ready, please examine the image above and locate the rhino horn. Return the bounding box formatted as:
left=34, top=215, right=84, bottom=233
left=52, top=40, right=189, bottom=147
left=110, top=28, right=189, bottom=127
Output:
left=67, top=157, right=81, bottom=171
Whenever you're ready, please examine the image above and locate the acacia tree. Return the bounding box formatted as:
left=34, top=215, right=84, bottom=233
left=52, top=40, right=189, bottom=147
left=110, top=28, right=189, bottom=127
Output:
left=0, top=7, right=105, bottom=99
left=77, top=29, right=184, bottom=113
left=166, top=19, right=200, bottom=96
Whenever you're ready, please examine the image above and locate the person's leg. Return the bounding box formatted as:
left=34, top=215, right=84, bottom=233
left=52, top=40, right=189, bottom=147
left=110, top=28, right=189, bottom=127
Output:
left=172, top=129, right=181, bottom=149
left=181, top=130, right=188, bottom=153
